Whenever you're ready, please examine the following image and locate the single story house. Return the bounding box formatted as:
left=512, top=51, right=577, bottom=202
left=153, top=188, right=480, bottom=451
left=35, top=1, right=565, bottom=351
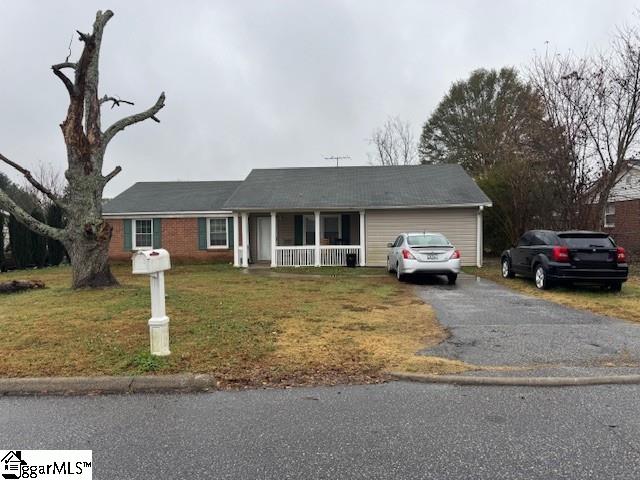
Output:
left=603, top=159, right=640, bottom=257
left=103, top=164, right=492, bottom=267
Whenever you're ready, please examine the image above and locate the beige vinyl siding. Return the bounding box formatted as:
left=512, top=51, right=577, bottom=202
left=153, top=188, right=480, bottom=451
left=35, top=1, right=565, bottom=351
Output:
left=365, top=208, right=479, bottom=267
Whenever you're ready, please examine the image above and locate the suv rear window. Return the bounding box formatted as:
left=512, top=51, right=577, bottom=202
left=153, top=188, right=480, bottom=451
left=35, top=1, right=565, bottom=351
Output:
left=407, top=234, right=451, bottom=247
left=561, top=235, right=614, bottom=249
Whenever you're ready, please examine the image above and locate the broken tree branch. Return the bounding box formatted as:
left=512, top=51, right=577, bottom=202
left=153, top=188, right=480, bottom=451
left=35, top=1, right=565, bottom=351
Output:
left=102, top=92, right=166, bottom=145
left=51, top=63, right=77, bottom=97
left=0, top=187, right=65, bottom=240
left=102, top=165, right=122, bottom=184
left=99, top=95, right=135, bottom=108
left=0, top=152, right=62, bottom=206
left=0, top=280, right=46, bottom=294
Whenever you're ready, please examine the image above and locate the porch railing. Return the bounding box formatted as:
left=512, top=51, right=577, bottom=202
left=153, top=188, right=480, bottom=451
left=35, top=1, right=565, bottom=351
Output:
left=320, top=245, right=361, bottom=266
left=274, top=245, right=361, bottom=267
left=275, top=246, right=316, bottom=267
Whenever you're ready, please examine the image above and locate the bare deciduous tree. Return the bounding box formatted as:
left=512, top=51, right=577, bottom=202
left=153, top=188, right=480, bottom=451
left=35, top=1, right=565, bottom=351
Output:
left=530, top=23, right=640, bottom=229
left=21, top=161, right=65, bottom=206
left=368, top=116, right=418, bottom=165
left=0, top=10, right=165, bottom=288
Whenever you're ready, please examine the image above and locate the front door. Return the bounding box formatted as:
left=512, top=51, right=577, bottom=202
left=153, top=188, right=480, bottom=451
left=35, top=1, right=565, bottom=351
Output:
left=257, top=216, right=271, bottom=261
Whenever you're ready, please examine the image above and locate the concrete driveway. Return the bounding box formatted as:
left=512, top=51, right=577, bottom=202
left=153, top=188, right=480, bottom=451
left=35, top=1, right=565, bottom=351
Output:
left=413, top=274, right=640, bottom=375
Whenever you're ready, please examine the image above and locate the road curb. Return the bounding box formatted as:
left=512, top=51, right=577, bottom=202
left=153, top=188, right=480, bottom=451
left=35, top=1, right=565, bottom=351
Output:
left=0, top=374, right=217, bottom=396
left=389, top=371, right=640, bottom=387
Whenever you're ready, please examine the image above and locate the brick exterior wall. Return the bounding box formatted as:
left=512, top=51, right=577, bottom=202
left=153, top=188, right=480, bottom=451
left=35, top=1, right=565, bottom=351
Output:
left=108, top=217, right=234, bottom=262
left=604, top=199, right=640, bottom=259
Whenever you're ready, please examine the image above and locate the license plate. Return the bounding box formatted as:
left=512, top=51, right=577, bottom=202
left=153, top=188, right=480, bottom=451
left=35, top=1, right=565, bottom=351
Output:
left=426, top=254, right=438, bottom=260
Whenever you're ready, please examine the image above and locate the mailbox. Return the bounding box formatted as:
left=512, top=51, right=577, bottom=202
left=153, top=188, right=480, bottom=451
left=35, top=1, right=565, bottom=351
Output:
left=132, top=249, right=171, bottom=275
left=132, top=248, right=171, bottom=356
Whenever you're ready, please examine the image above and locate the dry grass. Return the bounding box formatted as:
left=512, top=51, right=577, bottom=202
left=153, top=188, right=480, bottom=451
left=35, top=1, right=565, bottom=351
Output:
left=465, top=261, right=640, bottom=323
left=0, top=264, right=468, bottom=386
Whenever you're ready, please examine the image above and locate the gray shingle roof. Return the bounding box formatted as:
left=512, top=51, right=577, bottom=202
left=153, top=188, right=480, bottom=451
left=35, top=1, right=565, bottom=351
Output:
left=223, top=164, right=491, bottom=210
left=103, top=181, right=242, bottom=214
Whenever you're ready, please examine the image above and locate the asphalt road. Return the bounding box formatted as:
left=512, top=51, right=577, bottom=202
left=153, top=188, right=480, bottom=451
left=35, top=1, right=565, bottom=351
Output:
left=414, top=274, right=640, bottom=373
left=2, top=382, right=640, bottom=479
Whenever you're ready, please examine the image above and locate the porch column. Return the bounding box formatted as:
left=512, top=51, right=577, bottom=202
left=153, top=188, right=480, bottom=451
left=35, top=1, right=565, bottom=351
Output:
left=359, top=210, right=366, bottom=266
left=233, top=213, right=240, bottom=267
left=270, top=211, right=277, bottom=267
left=314, top=210, right=321, bottom=266
left=476, top=206, right=483, bottom=268
left=241, top=212, right=249, bottom=268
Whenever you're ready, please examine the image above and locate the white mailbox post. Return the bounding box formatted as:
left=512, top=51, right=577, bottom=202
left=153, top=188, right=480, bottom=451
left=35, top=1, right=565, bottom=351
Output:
left=132, top=249, right=171, bottom=356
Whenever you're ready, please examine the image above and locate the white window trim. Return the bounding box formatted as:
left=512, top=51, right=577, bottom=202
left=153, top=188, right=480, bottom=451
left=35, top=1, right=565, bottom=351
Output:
left=132, top=219, right=154, bottom=250
left=207, top=217, right=229, bottom=249
left=302, top=214, right=346, bottom=245
left=604, top=203, right=616, bottom=228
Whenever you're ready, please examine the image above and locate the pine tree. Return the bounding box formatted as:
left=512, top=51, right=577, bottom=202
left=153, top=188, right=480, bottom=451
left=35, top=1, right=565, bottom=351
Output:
left=30, top=207, right=47, bottom=268
left=46, top=203, right=66, bottom=266
left=8, top=214, right=33, bottom=268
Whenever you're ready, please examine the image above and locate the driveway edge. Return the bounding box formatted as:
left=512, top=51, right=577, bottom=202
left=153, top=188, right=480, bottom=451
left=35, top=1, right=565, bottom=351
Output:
left=0, top=374, right=217, bottom=396
left=389, top=371, right=640, bottom=387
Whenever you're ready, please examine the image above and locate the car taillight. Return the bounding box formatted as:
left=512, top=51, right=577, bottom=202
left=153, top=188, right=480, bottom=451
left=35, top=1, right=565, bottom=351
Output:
left=402, top=249, right=415, bottom=260
left=617, top=247, right=627, bottom=263
left=551, top=246, right=570, bottom=262
left=451, top=250, right=461, bottom=259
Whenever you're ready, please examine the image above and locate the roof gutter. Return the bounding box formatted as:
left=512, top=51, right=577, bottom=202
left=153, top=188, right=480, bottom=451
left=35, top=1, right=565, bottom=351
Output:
left=222, top=202, right=493, bottom=212
left=102, top=210, right=233, bottom=218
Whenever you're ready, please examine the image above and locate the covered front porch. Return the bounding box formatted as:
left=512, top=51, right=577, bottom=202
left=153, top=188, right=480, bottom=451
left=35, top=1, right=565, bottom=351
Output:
left=232, top=211, right=366, bottom=267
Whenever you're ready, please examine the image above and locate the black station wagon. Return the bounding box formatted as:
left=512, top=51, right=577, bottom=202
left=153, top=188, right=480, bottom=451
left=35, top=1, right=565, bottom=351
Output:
left=501, top=230, right=629, bottom=291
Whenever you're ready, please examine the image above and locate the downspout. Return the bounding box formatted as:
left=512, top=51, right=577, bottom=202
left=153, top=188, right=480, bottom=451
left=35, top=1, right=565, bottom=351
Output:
left=476, top=206, right=483, bottom=268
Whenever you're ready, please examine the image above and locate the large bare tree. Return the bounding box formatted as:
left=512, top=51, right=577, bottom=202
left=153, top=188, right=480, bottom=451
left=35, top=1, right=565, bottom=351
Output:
left=0, top=10, right=165, bottom=288
left=530, top=23, right=640, bottom=228
left=368, top=116, right=418, bottom=165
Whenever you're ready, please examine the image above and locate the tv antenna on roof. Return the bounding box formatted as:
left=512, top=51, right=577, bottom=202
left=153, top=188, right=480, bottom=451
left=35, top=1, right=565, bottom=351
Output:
left=324, top=155, right=351, bottom=167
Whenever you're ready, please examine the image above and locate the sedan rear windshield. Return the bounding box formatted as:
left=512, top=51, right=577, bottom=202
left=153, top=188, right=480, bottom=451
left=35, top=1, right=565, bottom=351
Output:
left=407, top=234, right=451, bottom=247
left=560, top=236, right=614, bottom=249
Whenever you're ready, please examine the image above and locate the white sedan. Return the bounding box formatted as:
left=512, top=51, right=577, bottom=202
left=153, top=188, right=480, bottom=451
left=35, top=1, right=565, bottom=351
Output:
left=386, top=232, right=461, bottom=284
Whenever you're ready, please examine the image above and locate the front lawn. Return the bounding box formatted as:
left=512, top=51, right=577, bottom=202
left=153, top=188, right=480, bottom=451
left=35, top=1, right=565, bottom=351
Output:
left=465, top=261, right=640, bottom=323
left=0, top=264, right=467, bottom=387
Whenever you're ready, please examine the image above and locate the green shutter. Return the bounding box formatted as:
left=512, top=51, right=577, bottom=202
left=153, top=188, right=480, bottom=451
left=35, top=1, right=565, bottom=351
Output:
left=197, top=217, right=207, bottom=250
left=152, top=218, right=162, bottom=248
left=294, top=215, right=303, bottom=246
left=123, top=219, right=132, bottom=251
left=227, top=217, right=234, bottom=248
left=341, top=214, right=351, bottom=244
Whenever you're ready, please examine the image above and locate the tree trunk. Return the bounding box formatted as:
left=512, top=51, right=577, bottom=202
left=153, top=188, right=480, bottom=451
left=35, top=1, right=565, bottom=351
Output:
left=0, top=10, right=165, bottom=289
left=64, top=221, right=118, bottom=289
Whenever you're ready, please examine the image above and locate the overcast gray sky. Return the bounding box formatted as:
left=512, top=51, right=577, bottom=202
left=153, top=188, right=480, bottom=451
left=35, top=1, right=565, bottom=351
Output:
left=1, top=0, right=638, bottom=196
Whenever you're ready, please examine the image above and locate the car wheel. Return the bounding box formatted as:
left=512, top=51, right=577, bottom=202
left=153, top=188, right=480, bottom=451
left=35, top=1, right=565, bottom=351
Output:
left=501, top=258, right=515, bottom=279
left=447, top=273, right=457, bottom=285
left=610, top=281, right=623, bottom=292
left=534, top=265, right=551, bottom=290
left=387, top=257, right=393, bottom=273
left=396, top=263, right=405, bottom=282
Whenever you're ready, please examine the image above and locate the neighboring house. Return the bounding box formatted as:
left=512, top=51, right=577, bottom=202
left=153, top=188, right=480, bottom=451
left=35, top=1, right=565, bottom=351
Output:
left=103, top=164, right=492, bottom=267
left=603, top=160, right=640, bottom=257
